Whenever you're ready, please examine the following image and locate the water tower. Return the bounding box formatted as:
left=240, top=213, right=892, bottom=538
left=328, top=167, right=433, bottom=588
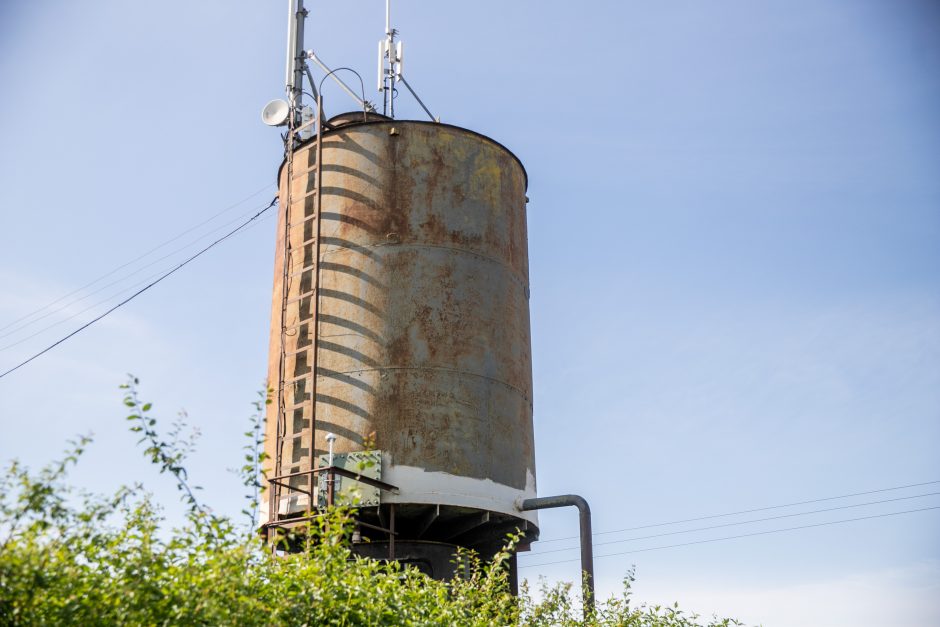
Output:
left=259, top=1, right=593, bottom=599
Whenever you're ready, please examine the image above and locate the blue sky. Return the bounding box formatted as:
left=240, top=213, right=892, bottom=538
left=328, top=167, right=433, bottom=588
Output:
left=1, top=1, right=938, bottom=625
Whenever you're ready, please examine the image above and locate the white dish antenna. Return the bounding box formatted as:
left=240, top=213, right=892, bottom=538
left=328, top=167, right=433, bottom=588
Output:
left=261, top=99, right=291, bottom=127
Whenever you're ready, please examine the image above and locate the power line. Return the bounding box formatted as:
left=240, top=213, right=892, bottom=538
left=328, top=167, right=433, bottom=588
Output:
left=0, top=201, right=273, bottom=343
left=523, top=491, right=940, bottom=557
left=0, top=203, right=275, bottom=351
left=0, top=267, right=176, bottom=352
left=518, top=505, right=940, bottom=570
left=0, top=183, right=275, bottom=336
left=0, top=197, right=278, bottom=380
left=533, top=479, right=940, bottom=544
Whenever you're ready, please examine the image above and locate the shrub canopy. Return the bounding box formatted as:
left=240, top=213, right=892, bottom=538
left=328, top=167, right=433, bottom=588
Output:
left=0, top=379, right=746, bottom=626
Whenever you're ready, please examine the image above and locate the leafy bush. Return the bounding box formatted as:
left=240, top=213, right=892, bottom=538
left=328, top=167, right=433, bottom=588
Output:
left=0, top=378, right=746, bottom=626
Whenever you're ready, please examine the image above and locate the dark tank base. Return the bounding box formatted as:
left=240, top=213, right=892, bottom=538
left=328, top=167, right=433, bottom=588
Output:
left=352, top=539, right=519, bottom=593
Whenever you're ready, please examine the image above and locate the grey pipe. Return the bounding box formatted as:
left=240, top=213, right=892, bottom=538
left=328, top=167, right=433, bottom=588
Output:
left=521, top=495, right=594, bottom=615
left=308, top=53, right=375, bottom=112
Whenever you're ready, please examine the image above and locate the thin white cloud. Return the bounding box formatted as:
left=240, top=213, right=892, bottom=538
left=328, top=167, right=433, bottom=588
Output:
left=630, top=561, right=940, bottom=627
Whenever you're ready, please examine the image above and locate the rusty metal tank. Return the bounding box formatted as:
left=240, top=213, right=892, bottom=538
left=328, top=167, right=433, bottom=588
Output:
left=262, top=112, right=538, bottom=563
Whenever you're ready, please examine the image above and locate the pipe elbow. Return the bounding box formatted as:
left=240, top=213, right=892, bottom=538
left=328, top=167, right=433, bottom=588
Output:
left=521, top=494, right=590, bottom=516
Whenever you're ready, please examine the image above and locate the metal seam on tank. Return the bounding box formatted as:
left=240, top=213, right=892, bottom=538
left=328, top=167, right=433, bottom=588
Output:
left=321, top=243, right=530, bottom=291
left=315, top=366, right=531, bottom=399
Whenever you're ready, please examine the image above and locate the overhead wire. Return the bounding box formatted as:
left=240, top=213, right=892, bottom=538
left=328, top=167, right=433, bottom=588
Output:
left=0, top=183, right=275, bottom=335
left=532, top=479, right=940, bottom=544
left=0, top=209, right=274, bottom=353
left=518, top=505, right=940, bottom=570
left=0, top=197, right=278, bottom=380
left=0, top=267, right=182, bottom=352
left=523, top=490, right=940, bottom=557
left=0, top=199, right=277, bottom=347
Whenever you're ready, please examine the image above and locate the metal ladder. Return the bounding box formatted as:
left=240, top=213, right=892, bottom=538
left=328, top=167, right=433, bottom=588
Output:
left=267, top=99, right=325, bottom=540
left=262, top=102, right=400, bottom=557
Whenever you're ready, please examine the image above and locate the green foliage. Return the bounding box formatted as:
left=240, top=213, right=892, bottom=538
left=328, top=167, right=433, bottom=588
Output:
left=0, top=378, right=748, bottom=626
left=122, top=377, right=204, bottom=515
left=234, top=388, right=271, bottom=528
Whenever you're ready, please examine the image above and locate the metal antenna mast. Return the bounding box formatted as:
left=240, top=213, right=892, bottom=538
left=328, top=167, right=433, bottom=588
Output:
left=377, top=0, right=401, bottom=117
left=285, top=0, right=307, bottom=126
left=376, top=1, right=437, bottom=122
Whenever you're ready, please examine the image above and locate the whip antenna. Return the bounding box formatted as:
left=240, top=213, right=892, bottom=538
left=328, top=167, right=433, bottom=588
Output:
left=377, top=0, right=437, bottom=121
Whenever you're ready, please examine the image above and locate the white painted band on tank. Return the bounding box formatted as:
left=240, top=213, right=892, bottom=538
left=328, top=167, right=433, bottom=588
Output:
left=382, top=462, right=540, bottom=527
left=258, top=466, right=539, bottom=528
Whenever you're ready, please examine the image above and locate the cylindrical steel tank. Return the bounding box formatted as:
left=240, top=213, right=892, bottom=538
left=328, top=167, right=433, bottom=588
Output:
left=263, top=113, right=538, bottom=560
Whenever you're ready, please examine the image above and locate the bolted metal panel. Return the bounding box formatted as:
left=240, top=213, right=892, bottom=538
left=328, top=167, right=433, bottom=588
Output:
left=315, top=450, right=383, bottom=507
left=264, top=117, right=535, bottom=526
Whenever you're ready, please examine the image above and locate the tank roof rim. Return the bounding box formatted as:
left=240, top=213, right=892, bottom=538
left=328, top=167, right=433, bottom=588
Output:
left=276, top=114, right=529, bottom=191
